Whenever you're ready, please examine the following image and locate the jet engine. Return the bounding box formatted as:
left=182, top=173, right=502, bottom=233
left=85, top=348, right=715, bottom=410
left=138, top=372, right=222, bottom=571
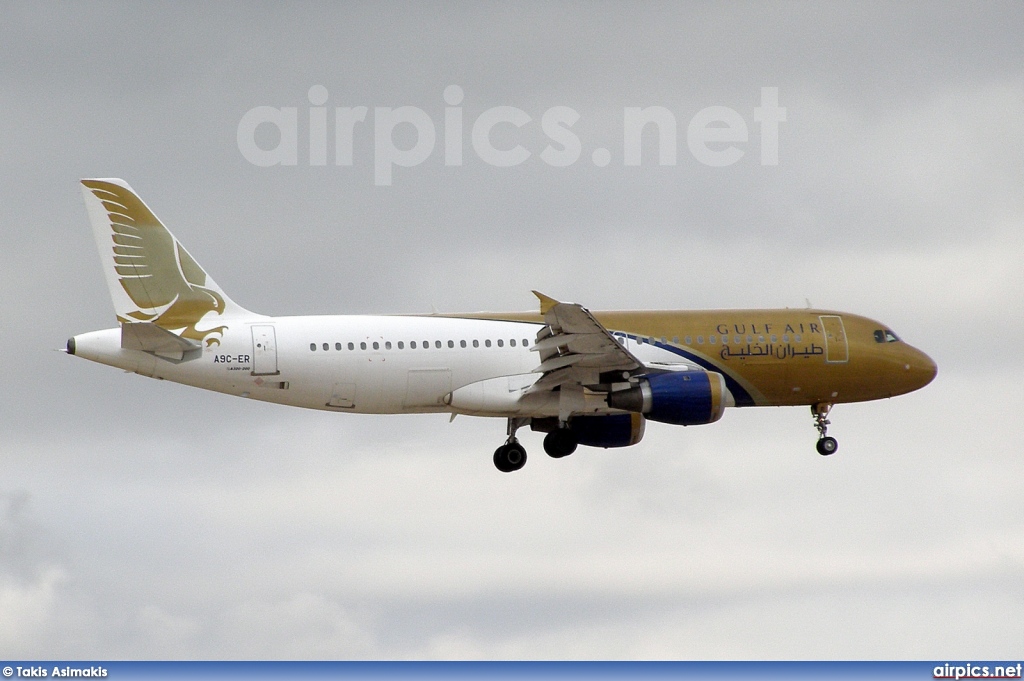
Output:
left=606, top=371, right=731, bottom=426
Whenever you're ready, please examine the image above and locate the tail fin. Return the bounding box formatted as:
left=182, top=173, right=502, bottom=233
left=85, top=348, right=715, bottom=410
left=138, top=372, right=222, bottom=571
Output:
left=80, top=178, right=256, bottom=345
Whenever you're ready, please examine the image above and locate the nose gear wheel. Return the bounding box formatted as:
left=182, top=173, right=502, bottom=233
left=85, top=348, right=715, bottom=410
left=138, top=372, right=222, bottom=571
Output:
left=812, top=403, right=839, bottom=456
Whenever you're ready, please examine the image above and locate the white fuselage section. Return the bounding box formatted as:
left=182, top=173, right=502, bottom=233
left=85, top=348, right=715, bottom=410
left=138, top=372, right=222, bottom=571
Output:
left=71, top=314, right=690, bottom=417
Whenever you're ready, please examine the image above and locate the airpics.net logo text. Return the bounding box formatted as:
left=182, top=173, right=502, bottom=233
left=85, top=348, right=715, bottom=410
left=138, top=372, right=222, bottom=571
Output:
left=236, top=85, right=786, bottom=186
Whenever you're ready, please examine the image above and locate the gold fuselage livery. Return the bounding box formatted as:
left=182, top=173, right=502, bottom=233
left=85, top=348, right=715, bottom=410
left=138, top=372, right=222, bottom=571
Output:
left=68, top=179, right=937, bottom=472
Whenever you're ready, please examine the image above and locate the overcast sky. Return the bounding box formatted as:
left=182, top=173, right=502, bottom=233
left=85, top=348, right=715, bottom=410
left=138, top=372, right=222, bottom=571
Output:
left=1, top=1, right=1022, bottom=659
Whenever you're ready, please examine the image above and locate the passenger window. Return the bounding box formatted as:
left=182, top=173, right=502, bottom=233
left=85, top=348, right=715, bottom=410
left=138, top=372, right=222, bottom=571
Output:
left=497, top=339, right=504, bottom=347
left=709, top=335, right=716, bottom=344
left=348, top=342, right=354, bottom=350
left=460, top=340, right=467, bottom=348
left=398, top=341, right=404, bottom=349
left=385, top=341, right=392, bottom=350
left=372, top=342, right=379, bottom=350
left=770, top=335, right=777, bottom=343
left=697, top=336, right=704, bottom=344
left=360, top=342, right=367, bottom=350
left=782, top=335, right=789, bottom=343
left=410, top=341, right=417, bottom=349
left=510, top=339, right=517, bottom=347
left=672, top=336, right=679, bottom=344
left=522, top=338, right=529, bottom=346
left=473, top=340, right=479, bottom=348
left=435, top=340, right=442, bottom=349
left=448, top=340, right=454, bottom=348
left=685, top=336, right=692, bottom=345
left=485, top=340, right=491, bottom=347
left=335, top=342, right=341, bottom=351
left=794, top=335, right=802, bottom=342
left=310, top=343, right=316, bottom=351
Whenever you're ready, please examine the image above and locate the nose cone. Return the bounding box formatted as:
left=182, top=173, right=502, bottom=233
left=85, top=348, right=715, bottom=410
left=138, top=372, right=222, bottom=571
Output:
left=905, top=347, right=938, bottom=392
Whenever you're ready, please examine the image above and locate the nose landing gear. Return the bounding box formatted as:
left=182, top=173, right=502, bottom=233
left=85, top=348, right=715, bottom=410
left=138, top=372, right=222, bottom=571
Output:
left=812, top=403, right=838, bottom=456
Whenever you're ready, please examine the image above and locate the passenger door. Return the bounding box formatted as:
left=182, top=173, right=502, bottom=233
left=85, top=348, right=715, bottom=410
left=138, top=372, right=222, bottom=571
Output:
left=818, top=315, right=849, bottom=363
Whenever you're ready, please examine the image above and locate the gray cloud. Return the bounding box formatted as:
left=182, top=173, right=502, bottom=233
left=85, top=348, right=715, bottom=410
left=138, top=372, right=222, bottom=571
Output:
left=1, top=0, right=1022, bottom=659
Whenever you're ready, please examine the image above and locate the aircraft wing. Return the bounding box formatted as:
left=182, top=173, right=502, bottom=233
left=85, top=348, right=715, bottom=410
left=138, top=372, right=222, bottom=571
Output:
left=529, top=294, right=644, bottom=396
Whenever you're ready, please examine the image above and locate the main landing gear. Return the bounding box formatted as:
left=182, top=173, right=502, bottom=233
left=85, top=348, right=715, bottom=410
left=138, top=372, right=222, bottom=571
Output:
left=492, top=418, right=580, bottom=472
left=493, top=418, right=528, bottom=473
left=812, top=403, right=838, bottom=456
left=543, top=428, right=577, bottom=459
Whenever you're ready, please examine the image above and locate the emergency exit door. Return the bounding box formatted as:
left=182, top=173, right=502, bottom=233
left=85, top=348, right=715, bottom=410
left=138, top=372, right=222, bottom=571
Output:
left=251, top=325, right=280, bottom=375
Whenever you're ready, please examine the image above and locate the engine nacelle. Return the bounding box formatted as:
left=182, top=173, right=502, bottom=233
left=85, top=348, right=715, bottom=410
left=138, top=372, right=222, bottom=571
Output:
left=606, top=371, right=731, bottom=426
left=532, top=413, right=646, bottom=449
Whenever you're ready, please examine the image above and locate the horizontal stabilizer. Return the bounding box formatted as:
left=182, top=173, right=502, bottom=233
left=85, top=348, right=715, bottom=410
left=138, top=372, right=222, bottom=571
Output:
left=121, top=322, right=201, bottom=361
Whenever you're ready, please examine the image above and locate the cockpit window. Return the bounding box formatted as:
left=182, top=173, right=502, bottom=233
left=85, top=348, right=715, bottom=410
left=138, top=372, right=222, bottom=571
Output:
left=874, top=329, right=900, bottom=343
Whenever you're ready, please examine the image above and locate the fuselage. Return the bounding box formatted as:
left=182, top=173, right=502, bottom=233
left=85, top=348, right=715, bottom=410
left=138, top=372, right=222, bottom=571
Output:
left=69, top=308, right=937, bottom=415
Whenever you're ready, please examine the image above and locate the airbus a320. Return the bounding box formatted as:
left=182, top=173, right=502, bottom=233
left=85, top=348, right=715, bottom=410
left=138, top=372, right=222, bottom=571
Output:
left=67, top=179, right=937, bottom=472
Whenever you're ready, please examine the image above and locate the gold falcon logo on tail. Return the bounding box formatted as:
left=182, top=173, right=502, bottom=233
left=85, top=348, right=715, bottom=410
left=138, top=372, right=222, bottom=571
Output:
left=80, top=179, right=251, bottom=346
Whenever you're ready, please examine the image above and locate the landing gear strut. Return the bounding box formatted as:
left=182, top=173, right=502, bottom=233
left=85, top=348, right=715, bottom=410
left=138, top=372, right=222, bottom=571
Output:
left=812, top=403, right=838, bottom=456
left=493, top=418, right=528, bottom=472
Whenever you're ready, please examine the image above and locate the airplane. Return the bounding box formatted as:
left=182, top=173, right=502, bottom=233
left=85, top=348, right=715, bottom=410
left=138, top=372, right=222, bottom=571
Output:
left=66, top=179, right=937, bottom=472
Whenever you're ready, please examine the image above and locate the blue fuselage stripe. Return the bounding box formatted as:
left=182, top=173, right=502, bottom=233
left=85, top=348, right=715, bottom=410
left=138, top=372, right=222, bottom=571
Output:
left=618, top=333, right=756, bottom=407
